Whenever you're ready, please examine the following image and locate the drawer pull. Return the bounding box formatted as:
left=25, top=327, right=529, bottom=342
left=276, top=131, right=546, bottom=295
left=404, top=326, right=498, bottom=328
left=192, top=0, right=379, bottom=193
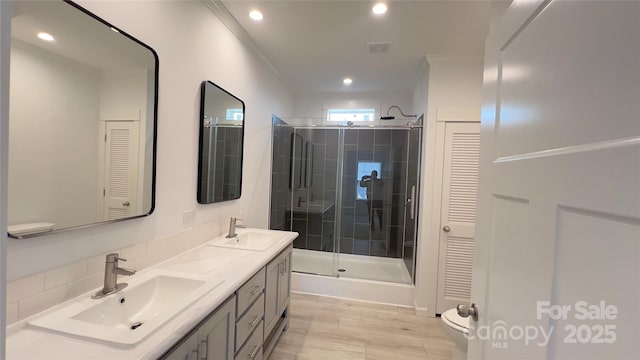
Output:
left=250, top=284, right=263, bottom=296
left=198, top=338, right=207, bottom=360
left=248, top=345, right=261, bottom=360
left=249, top=315, right=261, bottom=329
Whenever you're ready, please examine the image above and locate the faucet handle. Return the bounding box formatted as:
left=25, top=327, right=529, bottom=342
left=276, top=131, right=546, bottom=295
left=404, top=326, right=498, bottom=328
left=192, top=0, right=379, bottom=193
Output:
left=106, top=253, right=127, bottom=262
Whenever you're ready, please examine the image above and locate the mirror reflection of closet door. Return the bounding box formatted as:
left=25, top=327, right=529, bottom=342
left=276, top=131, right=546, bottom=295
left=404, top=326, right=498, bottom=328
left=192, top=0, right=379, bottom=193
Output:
left=99, top=120, right=139, bottom=221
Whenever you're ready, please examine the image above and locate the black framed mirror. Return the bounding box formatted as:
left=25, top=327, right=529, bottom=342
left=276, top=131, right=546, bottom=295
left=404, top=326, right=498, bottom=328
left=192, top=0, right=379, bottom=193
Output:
left=8, top=0, right=158, bottom=238
left=197, top=81, right=244, bottom=204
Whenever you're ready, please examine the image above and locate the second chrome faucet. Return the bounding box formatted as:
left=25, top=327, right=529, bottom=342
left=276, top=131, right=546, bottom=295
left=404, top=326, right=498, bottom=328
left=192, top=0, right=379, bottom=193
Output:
left=226, top=217, right=246, bottom=238
left=92, top=253, right=136, bottom=299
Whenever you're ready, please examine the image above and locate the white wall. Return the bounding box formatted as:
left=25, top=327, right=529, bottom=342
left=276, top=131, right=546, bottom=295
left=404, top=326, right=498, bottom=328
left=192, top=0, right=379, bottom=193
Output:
left=8, top=41, right=100, bottom=229
left=413, top=57, right=484, bottom=315
left=5, top=0, right=292, bottom=281
left=99, top=69, right=148, bottom=121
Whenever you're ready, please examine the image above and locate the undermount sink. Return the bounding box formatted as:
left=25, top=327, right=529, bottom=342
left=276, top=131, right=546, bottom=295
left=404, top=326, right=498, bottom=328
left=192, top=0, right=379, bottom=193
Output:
left=28, top=269, right=224, bottom=346
left=207, top=229, right=286, bottom=251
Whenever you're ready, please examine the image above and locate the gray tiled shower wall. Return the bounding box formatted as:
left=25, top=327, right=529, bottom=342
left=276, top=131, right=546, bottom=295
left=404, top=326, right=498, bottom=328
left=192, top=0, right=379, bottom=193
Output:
left=200, top=126, right=242, bottom=202
left=339, top=128, right=408, bottom=258
left=270, top=124, right=414, bottom=260
left=270, top=118, right=293, bottom=231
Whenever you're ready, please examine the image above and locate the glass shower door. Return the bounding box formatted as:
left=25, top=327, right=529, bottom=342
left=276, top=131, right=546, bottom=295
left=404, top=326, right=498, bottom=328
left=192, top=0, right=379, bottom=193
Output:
left=334, top=127, right=415, bottom=283
left=269, top=118, right=421, bottom=283
left=403, top=125, right=422, bottom=283
left=287, top=127, right=339, bottom=277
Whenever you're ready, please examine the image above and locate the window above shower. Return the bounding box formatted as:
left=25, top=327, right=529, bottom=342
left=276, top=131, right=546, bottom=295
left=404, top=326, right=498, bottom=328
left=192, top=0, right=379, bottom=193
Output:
left=327, top=108, right=376, bottom=122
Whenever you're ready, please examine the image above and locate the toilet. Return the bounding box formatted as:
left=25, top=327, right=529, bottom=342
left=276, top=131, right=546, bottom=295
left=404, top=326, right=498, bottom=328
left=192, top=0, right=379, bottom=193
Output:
left=440, top=308, right=470, bottom=360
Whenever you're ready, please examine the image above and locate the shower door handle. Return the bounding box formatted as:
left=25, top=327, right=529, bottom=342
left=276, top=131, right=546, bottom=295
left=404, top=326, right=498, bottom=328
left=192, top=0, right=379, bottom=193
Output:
left=407, top=185, right=416, bottom=220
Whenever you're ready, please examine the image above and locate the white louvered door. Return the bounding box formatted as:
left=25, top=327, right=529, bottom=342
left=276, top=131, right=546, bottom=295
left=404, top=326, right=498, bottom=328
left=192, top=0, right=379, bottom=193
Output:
left=436, top=122, right=480, bottom=314
left=103, top=121, right=139, bottom=220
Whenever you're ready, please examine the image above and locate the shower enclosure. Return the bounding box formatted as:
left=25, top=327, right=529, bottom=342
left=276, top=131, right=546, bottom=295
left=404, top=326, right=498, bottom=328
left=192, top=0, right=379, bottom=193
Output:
left=270, top=116, right=422, bottom=284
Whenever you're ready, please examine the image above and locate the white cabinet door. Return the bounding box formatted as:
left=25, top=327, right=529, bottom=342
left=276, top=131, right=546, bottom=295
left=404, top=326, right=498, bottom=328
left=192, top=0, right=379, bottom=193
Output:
left=471, top=1, right=640, bottom=358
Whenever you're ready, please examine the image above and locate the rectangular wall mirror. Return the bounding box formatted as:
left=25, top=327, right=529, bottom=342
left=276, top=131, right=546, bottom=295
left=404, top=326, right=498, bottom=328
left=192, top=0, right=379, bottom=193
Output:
left=8, top=0, right=158, bottom=238
left=197, top=81, right=244, bottom=204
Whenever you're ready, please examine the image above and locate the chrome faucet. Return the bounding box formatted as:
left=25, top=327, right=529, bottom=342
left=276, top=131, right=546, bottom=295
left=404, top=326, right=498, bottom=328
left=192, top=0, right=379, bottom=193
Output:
left=226, top=217, right=246, bottom=238
left=92, top=253, right=136, bottom=299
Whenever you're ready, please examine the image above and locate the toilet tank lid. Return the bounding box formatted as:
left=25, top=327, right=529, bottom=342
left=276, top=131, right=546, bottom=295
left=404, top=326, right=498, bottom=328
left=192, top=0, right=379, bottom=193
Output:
left=8, top=222, right=56, bottom=237
left=443, top=308, right=470, bottom=329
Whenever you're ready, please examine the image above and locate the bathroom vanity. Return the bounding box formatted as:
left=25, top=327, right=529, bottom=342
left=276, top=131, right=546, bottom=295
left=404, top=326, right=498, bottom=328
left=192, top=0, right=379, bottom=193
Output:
left=162, top=246, right=292, bottom=360
left=5, top=229, right=296, bottom=360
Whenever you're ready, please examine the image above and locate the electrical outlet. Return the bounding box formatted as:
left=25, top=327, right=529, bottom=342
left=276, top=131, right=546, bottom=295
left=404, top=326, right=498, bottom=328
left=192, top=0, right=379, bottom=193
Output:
left=182, top=209, right=195, bottom=224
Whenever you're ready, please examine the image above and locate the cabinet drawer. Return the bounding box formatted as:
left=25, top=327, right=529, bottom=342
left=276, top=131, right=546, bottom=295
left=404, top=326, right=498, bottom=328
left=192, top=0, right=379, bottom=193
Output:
left=236, top=293, right=264, bottom=351
left=235, top=320, right=263, bottom=360
left=237, top=267, right=265, bottom=317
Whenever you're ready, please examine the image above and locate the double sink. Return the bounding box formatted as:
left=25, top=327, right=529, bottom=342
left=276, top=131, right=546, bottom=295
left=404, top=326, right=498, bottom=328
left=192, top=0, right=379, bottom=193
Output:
left=26, top=229, right=287, bottom=347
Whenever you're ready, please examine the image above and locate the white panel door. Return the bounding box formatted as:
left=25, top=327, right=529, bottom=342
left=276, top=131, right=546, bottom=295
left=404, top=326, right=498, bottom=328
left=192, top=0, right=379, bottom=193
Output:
left=103, top=121, right=139, bottom=220
left=470, top=1, right=640, bottom=358
left=436, top=122, right=480, bottom=314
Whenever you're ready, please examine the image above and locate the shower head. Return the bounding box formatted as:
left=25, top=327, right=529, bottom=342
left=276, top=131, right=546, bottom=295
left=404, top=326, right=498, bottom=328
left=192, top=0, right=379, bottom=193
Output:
left=381, top=105, right=416, bottom=120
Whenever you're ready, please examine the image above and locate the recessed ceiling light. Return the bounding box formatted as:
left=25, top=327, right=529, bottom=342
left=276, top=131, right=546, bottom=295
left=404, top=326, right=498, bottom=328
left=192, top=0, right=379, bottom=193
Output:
left=37, top=32, right=54, bottom=42
left=249, top=10, right=263, bottom=21
left=343, top=78, right=353, bottom=85
left=372, top=3, right=387, bottom=15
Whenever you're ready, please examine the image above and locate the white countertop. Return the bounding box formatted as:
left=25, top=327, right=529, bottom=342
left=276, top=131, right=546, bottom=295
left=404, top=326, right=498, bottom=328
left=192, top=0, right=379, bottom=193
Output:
left=6, top=228, right=297, bottom=360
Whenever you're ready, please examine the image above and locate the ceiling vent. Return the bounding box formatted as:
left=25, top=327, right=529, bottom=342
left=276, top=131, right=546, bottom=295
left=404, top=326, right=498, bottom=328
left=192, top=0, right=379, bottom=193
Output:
left=367, top=41, right=391, bottom=54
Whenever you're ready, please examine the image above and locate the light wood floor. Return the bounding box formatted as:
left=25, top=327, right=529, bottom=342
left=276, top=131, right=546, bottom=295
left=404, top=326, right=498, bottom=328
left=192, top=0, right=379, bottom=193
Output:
left=269, top=292, right=455, bottom=360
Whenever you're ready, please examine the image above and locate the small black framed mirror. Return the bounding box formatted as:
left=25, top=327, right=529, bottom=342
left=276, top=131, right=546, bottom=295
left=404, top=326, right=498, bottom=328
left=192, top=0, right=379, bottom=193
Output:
left=197, top=81, right=244, bottom=204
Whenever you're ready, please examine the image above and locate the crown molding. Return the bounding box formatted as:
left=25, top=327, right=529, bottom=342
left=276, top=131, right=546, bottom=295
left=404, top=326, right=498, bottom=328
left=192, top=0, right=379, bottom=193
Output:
left=201, top=0, right=283, bottom=81
left=425, top=55, right=484, bottom=65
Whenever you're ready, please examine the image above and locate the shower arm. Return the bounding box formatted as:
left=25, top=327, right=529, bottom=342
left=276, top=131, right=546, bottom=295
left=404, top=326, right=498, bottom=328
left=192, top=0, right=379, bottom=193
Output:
left=385, top=105, right=417, bottom=118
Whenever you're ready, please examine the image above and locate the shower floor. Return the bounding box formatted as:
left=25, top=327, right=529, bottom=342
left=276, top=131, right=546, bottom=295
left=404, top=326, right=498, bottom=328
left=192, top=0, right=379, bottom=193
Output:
left=292, top=248, right=412, bottom=284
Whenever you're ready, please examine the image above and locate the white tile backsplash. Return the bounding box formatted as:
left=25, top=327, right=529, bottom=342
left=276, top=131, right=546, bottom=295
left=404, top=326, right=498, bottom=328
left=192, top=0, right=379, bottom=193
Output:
left=7, top=302, right=18, bottom=325
left=44, top=260, right=87, bottom=290
left=66, top=271, right=105, bottom=299
left=119, top=242, right=148, bottom=261
left=19, top=286, right=67, bottom=320
left=6, top=221, right=222, bottom=325
left=7, top=274, right=44, bottom=304
left=147, top=228, right=189, bottom=254
left=87, top=252, right=109, bottom=274
left=133, top=247, right=174, bottom=271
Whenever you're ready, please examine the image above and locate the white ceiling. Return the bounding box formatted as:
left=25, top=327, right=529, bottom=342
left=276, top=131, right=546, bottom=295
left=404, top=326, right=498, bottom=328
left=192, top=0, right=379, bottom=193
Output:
left=12, top=1, right=155, bottom=71
left=222, top=0, right=493, bottom=93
